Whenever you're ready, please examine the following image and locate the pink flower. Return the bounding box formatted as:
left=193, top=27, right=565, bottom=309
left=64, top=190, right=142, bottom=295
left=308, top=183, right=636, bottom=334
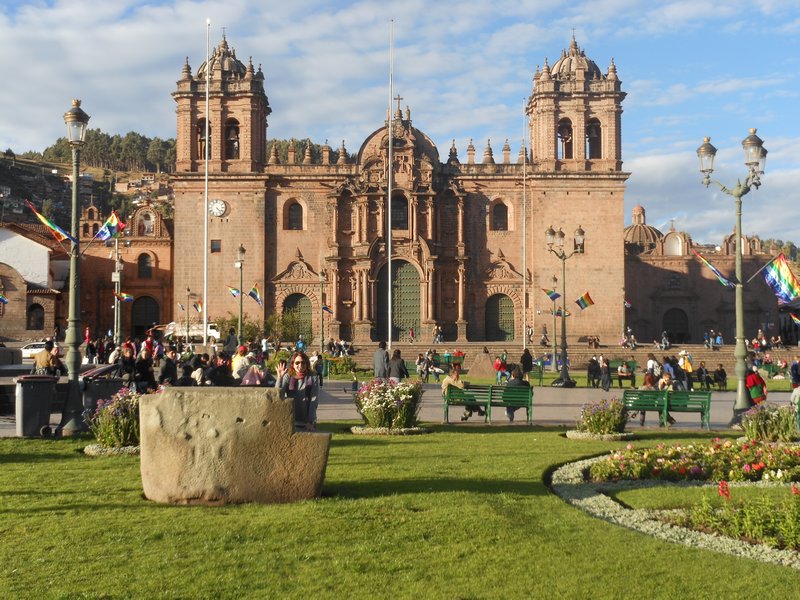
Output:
left=718, top=481, right=731, bottom=501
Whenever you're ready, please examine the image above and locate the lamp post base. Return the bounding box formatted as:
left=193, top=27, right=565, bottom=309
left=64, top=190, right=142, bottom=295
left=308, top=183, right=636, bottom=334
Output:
left=551, top=377, right=576, bottom=388
left=728, top=406, right=750, bottom=429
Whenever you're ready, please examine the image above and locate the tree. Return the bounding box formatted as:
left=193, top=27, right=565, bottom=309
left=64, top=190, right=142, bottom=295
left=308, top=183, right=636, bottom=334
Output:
left=147, top=138, right=167, bottom=174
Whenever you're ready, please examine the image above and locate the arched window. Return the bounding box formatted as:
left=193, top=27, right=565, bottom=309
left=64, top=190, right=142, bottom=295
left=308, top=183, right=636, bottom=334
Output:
left=491, top=203, right=508, bottom=231
left=197, top=119, right=210, bottom=159
left=225, top=119, right=240, bottom=160
left=586, top=119, right=602, bottom=159
left=138, top=253, right=153, bottom=279
left=88, top=208, right=95, bottom=220
left=664, top=235, right=683, bottom=256
left=286, top=202, right=303, bottom=230
left=391, top=195, right=408, bottom=230
left=557, top=118, right=573, bottom=159
left=27, top=304, right=44, bottom=330
left=82, top=223, right=89, bottom=237
left=92, top=223, right=99, bottom=236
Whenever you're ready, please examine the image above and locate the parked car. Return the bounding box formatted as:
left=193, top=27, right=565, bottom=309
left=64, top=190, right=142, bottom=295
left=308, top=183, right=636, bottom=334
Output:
left=21, top=341, right=48, bottom=359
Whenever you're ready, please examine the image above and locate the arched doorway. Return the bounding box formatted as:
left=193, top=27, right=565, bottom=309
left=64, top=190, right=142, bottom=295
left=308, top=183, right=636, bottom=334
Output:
left=662, top=308, right=689, bottom=344
left=376, top=260, right=420, bottom=342
left=132, top=297, right=159, bottom=339
left=27, top=304, right=45, bottom=330
left=485, top=294, right=515, bottom=341
left=283, top=293, right=313, bottom=341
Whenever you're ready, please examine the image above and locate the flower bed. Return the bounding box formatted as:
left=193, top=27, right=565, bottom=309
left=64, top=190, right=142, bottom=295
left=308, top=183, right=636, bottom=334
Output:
left=353, top=379, right=424, bottom=430
left=83, top=386, right=141, bottom=449
left=575, top=397, right=628, bottom=435
left=589, top=438, right=800, bottom=483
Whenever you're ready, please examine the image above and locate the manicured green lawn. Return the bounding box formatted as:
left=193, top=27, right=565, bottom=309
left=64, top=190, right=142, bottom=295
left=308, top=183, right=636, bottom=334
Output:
left=1, top=426, right=798, bottom=599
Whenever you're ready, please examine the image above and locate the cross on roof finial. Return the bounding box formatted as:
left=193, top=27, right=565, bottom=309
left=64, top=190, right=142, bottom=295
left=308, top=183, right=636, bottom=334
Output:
left=394, top=94, right=403, bottom=112
left=222, top=26, right=227, bottom=39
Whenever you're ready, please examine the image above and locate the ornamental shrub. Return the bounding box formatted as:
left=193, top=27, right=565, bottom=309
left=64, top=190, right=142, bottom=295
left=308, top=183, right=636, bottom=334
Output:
left=326, top=355, right=357, bottom=376
left=353, top=379, right=424, bottom=429
left=742, top=402, right=797, bottom=443
left=83, top=387, right=141, bottom=448
left=576, top=397, right=627, bottom=435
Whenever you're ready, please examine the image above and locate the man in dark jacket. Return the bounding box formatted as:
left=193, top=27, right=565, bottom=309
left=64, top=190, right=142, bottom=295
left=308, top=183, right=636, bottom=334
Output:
left=372, top=341, right=389, bottom=379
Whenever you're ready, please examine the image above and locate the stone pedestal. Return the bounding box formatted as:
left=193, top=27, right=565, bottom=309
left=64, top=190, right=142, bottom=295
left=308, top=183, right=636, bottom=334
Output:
left=140, top=387, right=331, bottom=505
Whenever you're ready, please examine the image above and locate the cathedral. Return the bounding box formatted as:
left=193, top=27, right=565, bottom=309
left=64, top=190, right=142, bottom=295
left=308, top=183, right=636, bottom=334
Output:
left=171, top=35, right=628, bottom=345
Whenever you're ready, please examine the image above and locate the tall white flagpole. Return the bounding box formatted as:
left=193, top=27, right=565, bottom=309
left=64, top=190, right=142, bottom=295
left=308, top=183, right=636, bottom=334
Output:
left=387, top=19, right=394, bottom=349
left=203, top=18, right=210, bottom=346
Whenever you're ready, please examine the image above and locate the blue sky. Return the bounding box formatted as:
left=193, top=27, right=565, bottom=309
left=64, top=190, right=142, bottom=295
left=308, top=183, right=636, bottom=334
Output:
left=1, top=0, right=798, bottom=245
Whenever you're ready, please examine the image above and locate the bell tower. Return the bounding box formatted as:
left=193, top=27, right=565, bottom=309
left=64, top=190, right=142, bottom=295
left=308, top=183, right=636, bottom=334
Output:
left=526, top=35, right=625, bottom=172
left=172, top=36, right=271, bottom=173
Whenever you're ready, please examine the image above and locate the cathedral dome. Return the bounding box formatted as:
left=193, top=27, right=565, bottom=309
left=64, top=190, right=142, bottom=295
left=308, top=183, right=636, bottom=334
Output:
left=197, top=36, right=247, bottom=79
left=550, top=36, right=602, bottom=80
left=624, top=204, right=663, bottom=255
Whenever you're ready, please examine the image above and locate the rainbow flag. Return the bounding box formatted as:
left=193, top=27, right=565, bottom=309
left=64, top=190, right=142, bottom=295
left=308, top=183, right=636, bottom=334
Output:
left=322, top=305, right=333, bottom=314
left=575, top=292, right=594, bottom=310
left=790, top=313, right=800, bottom=326
left=26, top=200, right=77, bottom=245
left=193, top=301, right=203, bottom=314
left=248, top=284, right=263, bottom=307
left=542, top=288, right=561, bottom=302
left=113, top=292, right=134, bottom=302
left=228, top=287, right=241, bottom=298
left=763, top=254, right=800, bottom=304
left=550, top=308, right=571, bottom=317
left=178, top=302, right=185, bottom=311
left=0, top=293, right=8, bottom=304
left=692, top=249, right=735, bottom=287
left=97, top=211, right=126, bottom=241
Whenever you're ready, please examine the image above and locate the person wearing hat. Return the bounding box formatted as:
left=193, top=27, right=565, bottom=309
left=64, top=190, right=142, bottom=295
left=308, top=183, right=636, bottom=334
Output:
left=746, top=366, right=768, bottom=405
left=678, top=350, right=694, bottom=390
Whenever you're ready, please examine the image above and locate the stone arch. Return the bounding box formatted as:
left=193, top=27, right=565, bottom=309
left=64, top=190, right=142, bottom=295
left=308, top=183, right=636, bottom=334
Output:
left=489, top=197, right=510, bottom=231
left=137, top=252, right=155, bottom=279
left=662, top=307, right=690, bottom=344
left=131, top=296, right=160, bottom=339
left=225, top=118, right=240, bottom=160
left=282, top=198, right=306, bottom=230
left=485, top=293, right=515, bottom=341
left=558, top=118, right=574, bottom=159
left=586, top=118, right=602, bottom=159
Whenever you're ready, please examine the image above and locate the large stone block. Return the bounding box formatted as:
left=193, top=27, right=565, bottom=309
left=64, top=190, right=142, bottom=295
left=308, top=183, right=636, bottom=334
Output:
left=140, top=387, right=331, bottom=505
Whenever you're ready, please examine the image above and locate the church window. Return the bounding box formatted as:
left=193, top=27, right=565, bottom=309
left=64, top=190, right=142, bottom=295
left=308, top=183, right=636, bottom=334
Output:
left=586, top=119, right=602, bottom=159
left=558, top=118, right=573, bottom=159
left=92, top=223, right=99, bottom=236
left=138, top=254, right=153, bottom=279
left=225, top=119, right=240, bottom=160
left=210, top=240, right=222, bottom=253
left=88, top=208, right=95, bottom=220
left=197, top=119, right=211, bottom=159
left=82, top=223, right=89, bottom=237
left=287, top=202, right=303, bottom=230
left=665, top=235, right=683, bottom=256
left=391, top=195, right=408, bottom=230
left=27, top=304, right=44, bottom=330
left=491, top=202, right=508, bottom=231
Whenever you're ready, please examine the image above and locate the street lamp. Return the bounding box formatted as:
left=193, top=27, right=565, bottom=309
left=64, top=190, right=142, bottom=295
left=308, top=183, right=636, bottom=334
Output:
left=185, top=287, right=191, bottom=348
left=546, top=224, right=584, bottom=387
left=697, top=129, right=767, bottom=426
left=235, top=244, right=246, bottom=344
left=551, top=274, right=558, bottom=373
left=58, top=99, right=90, bottom=435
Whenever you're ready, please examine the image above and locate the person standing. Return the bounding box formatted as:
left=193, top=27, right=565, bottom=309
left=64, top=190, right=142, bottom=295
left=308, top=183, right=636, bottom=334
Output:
left=223, top=328, right=238, bottom=355
left=790, top=355, right=800, bottom=390
left=408, top=326, right=415, bottom=344
left=372, top=341, right=390, bottom=379
left=519, top=348, right=534, bottom=383
left=600, top=357, right=612, bottom=392
left=746, top=366, right=768, bottom=405
left=388, top=349, right=408, bottom=383
left=277, top=351, right=318, bottom=431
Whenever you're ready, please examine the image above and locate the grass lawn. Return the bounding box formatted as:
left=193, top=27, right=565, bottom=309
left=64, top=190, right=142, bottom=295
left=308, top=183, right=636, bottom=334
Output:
left=1, top=426, right=798, bottom=599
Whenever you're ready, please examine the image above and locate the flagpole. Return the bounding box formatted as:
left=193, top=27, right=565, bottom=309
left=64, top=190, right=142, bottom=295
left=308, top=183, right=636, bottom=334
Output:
left=114, top=235, right=121, bottom=344
left=203, top=18, right=210, bottom=347
left=387, top=19, right=394, bottom=349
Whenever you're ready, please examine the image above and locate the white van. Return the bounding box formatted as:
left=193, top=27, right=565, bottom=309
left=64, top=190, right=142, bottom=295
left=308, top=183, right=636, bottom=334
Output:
left=154, top=322, right=221, bottom=343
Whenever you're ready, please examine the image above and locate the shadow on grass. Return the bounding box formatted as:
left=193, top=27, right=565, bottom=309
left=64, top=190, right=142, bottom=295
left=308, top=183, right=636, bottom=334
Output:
left=0, top=451, right=85, bottom=464
left=325, top=476, right=548, bottom=499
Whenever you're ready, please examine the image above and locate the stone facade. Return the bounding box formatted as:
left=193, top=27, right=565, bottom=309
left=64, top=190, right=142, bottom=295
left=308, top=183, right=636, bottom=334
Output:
left=171, top=35, right=628, bottom=345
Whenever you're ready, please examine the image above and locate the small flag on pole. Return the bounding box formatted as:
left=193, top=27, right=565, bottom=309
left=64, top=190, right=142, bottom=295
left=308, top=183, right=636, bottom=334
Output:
left=763, top=253, right=800, bottom=304
left=322, top=305, right=333, bottom=314
left=575, top=292, right=594, bottom=310
left=0, top=293, right=8, bottom=304
left=193, top=301, right=203, bottom=314
left=542, top=288, right=561, bottom=302
left=248, top=284, right=263, bottom=307
left=228, top=287, right=240, bottom=298
left=550, top=308, right=571, bottom=317
left=96, top=211, right=126, bottom=241
left=113, top=292, right=134, bottom=302
left=26, top=200, right=77, bottom=245
left=624, top=298, right=632, bottom=308
left=692, top=249, right=736, bottom=287
left=178, top=303, right=185, bottom=311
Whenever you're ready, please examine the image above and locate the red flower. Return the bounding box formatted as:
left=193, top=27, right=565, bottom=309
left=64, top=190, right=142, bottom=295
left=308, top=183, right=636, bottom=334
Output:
left=718, top=481, right=731, bottom=501
left=792, top=484, right=800, bottom=496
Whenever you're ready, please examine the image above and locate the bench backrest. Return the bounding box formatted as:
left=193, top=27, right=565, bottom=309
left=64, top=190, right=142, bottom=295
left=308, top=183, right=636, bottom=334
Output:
left=621, top=389, right=667, bottom=409
left=668, top=390, right=711, bottom=408
left=491, top=385, right=533, bottom=405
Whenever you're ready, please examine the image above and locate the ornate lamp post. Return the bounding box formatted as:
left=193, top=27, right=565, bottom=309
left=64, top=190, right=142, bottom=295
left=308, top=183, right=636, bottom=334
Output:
left=545, top=225, right=584, bottom=387
left=235, top=244, right=246, bottom=344
left=697, top=129, right=767, bottom=426
left=58, top=100, right=90, bottom=435
left=550, top=274, right=558, bottom=373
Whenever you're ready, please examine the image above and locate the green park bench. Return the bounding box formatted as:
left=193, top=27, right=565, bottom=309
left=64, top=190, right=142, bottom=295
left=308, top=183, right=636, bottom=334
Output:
left=667, top=390, right=712, bottom=430
left=610, top=359, right=637, bottom=388
left=488, top=385, right=534, bottom=424
left=442, top=384, right=490, bottom=423
left=621, top=389, right=669, bottom=426
left=622, top=389, right=711, bottom=430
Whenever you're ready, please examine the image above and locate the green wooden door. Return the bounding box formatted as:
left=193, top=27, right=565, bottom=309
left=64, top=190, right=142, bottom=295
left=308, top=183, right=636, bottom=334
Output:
left=376, top=260, right=420, bottom=341
left=485, top=294, right=515, bottom=341
left=283, top=293, right=313, bottom=340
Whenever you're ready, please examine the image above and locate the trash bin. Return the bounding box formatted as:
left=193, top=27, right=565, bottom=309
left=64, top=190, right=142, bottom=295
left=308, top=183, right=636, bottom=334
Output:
left=82, top=377, right=125, bottom=417
left=322, top=358, right=330, bottom=378
left=15, top=375, right=58, bottom=437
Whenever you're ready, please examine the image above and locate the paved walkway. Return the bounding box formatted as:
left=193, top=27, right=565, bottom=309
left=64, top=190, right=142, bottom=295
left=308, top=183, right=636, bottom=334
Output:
left=1, top=380, right=794, bottom=438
